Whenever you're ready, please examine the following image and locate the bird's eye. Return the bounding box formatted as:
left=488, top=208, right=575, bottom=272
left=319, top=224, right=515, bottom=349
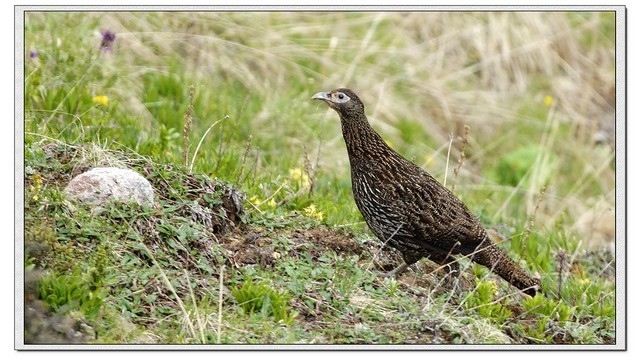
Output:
left=334, top=92, right=350, bottom=103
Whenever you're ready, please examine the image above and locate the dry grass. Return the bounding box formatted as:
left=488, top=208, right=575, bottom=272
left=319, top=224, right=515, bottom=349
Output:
left=72, top=11, right=610, bottom=246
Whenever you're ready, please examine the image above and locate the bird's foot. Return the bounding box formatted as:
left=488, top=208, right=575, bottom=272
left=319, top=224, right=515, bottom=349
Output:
left=378, top=262, right=410, bottom=279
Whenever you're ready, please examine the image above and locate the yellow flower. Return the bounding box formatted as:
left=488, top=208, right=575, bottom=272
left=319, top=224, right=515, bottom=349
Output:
left=544, top=95, right=553, bottom=107
left=488, top=280, right=498, bottom=296
left=289, top=167, right=310, bottom=188
left=578, top=277, right=590, bottom=286
left=250, top=195, right=277, bottom=209
left=92, top=95, right=109, bottom=107
left=302, top=204, right=324, bottom=221
left=249, top=195, right=261, bottom=204
left=30, top=173, right=43, bottom=201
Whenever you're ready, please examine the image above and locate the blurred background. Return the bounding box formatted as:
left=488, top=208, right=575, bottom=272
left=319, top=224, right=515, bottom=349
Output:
left=24, top=11, right=616, bottom=252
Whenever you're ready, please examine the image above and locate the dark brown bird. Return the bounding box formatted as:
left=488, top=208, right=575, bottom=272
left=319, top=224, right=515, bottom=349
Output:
left=312, top=88, right=541, bottom=296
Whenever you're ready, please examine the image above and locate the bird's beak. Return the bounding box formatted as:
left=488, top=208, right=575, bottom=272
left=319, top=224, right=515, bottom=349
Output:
left=311, top=91, right=331, bottom=102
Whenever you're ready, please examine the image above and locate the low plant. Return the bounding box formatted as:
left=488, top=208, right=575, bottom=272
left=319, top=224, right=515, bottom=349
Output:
left=230, top=278, right=298, bottom=325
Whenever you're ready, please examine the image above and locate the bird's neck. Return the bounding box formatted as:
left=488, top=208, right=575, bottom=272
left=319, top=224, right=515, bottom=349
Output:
left=340, top=115, right=393, bottom=162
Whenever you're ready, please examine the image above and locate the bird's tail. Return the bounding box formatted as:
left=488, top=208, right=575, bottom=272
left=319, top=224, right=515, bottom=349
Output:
left=471, top=239, right=542, bottom=297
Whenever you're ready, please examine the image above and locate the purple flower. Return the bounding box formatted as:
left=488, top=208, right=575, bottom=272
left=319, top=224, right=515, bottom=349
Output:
left=29, top=50, right=38, bottom=59
left=100, top=30, right=116, bottom=51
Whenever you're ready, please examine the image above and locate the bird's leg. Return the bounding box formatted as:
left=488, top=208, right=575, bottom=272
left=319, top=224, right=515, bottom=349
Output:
left=428, top=253, right=463, bottom=291
left=381, top=262, right=410, bottom=278
left=441, top=257, right=460, bottom=278
left=381, top=253, right=422, bottom=278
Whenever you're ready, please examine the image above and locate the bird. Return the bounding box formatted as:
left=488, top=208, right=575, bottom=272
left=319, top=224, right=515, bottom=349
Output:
left=312, top=88, right=542, bottom=296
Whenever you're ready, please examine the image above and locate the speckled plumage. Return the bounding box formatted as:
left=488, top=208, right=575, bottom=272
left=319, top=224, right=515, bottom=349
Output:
left=313, top=88, right=541, bottom=296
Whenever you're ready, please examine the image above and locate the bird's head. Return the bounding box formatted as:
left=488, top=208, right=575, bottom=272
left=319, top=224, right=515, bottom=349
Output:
left=311, top=88, right=365, bottom=118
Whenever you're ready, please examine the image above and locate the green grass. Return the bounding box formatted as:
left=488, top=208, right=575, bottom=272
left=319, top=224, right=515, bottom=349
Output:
left=22, top=11, right=616, bottom=345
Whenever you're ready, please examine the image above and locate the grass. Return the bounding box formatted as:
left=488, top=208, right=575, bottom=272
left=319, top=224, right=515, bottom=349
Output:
left=21, top=11, right=616, bottom=346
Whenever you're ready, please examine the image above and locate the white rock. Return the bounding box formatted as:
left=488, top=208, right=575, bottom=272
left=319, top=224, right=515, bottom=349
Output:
left=64, top=167, right=154, bottom=207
